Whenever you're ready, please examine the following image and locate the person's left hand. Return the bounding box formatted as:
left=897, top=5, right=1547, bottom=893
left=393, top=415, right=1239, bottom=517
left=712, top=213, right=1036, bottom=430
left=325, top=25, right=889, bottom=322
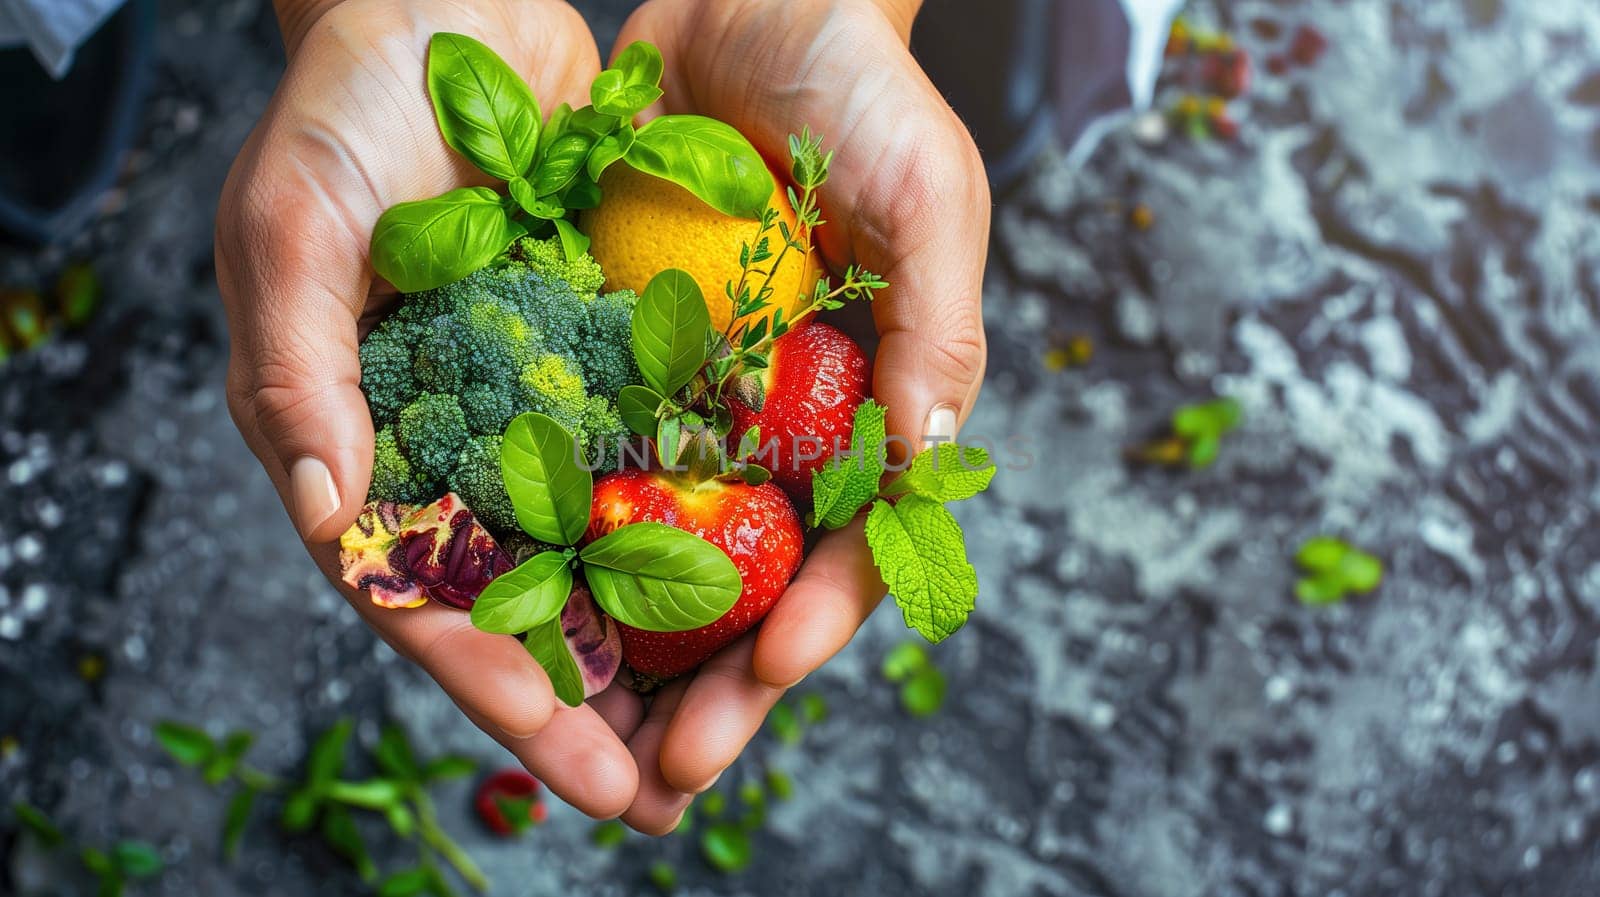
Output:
left=604, top=0, right=991, bottom=834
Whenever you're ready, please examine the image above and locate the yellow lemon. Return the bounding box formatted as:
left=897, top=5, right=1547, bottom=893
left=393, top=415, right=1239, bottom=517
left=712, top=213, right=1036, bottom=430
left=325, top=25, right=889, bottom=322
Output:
left=581, top=163, right=824, bottom=337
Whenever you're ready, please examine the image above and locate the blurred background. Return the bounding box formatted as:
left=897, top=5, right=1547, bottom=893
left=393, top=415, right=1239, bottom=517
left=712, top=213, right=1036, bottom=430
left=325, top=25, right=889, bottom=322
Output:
left=5, top=0, right=1600, bottom=894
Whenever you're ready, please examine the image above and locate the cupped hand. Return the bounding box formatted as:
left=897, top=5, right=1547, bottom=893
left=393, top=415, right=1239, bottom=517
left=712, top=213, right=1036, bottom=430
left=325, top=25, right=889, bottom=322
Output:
left=216, top=0, right=643, bottom=818
left=608, top=0, right=991, bottom=833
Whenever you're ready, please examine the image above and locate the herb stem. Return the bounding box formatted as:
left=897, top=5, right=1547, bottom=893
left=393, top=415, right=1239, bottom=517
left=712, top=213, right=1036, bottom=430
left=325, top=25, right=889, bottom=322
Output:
left=235, top=765, right=284, bottom=792
left=415, top=792, right=489, bottom=892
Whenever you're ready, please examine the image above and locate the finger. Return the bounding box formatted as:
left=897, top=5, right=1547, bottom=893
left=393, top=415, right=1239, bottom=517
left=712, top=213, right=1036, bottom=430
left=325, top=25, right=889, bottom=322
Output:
left=589, top=680, right=646, bottom=741
left=481, top=702, right=640, bottom=820
left=658, top=636, right=786, bottom=794
left=752, top=520, right=885, bottom=689
left=620, top=679, right=695, bottom=835
left=217, top=152, right=376, bottom=543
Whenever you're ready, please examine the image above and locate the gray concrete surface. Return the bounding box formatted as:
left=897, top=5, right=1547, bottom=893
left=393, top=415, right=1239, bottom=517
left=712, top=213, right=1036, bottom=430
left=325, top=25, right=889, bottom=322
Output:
left=5, top=0, right=1600, bottom=895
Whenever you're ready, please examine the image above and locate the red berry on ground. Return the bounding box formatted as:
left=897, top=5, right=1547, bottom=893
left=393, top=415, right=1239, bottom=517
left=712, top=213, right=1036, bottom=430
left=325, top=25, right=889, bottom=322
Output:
left=475, top=770, right=546, bottom=836
left=727, top=321, right=870, bottom=501
left=1290, top=24, right=1329, bottom=66
left=587, top=469, right=803, bottom=679
left=1266, top=54, right=1290, bottom=76
left=1211, top=50, right=1253, bottom=99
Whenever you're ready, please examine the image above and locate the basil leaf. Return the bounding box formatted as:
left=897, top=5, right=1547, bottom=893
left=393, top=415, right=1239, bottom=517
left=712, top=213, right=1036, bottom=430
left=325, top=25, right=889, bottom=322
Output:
left=591, top=70, right=662, bottom=119
left=537, top=102, right=573, bottom=163
left=469, top=550, right=573, bottom=634
left=427, top=33, right=541, bottom=181
left=500, top=412, right=594, bottom=546
left=564, top=176, right=603, bottom=210
left=633, top=269, right=711, bottom=397
left=619, top=385, right=663, bottom=437
left=569, top=106, right=621, bottom=138
left=626, top=115, right=774, bottom=218
left=524, top=615, right=585, bottom=707
left=656, top=414, right=682, bottom=469
left=307, top=719, right=353, bottom=789
left=507, top=176, right=538, bottom=215
left=612, top=41, right=664, bottom=94
left=587, top=126, right=635, bottom=183
left=552, top=218, right=590, bottom=261
left=579, top=522, right=741, bottom=632
left=370, top=187, right=526, bottom=293
left=533, top=131, right=595, bottom=196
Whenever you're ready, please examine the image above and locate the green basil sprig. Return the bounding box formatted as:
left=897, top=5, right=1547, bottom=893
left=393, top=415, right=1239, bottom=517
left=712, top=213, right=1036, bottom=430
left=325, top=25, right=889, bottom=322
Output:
left=369, top=34, right=773, bottom=294
left=477, top=411, right=743, bottom=705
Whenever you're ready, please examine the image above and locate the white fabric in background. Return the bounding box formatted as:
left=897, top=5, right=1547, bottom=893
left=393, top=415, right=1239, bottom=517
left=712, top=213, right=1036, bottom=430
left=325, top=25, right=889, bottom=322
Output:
left=0, top=0, right=128, bottom=78
left=1059, top=0, right=1186, bottom=165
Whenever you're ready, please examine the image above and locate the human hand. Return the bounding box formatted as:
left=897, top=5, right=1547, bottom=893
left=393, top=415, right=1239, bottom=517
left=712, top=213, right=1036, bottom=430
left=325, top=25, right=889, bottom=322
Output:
left=215, top=0, right=643, bottom=818
left=608, top=0, right=991, bottom=833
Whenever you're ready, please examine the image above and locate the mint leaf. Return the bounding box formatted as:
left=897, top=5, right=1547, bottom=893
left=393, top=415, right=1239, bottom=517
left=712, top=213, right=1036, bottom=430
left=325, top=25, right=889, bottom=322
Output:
left=1341, top=548, right=1384, bottom=593
left=203, top=731, right=254, bottom=785
left=886, top=444, right=995, bottom=502
left=900, top=665, right=947, bottom=717
left=153, top=721, right=214, bottom=767
left=591, top=820, right=627, bottom=848
left=810, top=400, right=887, bottom=529
left=864, top=496, right=978, bottom=643
left=222, top=788, right=255, bottom=859
left=880, top=641, right=929, bottom=681
left=524, top=615, right=586, bottom=707
left=12, top=802, right=64, bottom=846
left=580, top=523, right=741, bottom=631
left=700, top=822, right=753, bottom=872
left=111, top=841, right=164, bottom=878
left=470, top=550, right=573, bottom=634
left=372, top=724, right=419, bottom=781
left=649, top=861, right=679, bottom=892
left=501, top=412, right=594, bottom=546
left=633, top=269, right=711, bottom=398
left=306, top=719, right=353, bottom=790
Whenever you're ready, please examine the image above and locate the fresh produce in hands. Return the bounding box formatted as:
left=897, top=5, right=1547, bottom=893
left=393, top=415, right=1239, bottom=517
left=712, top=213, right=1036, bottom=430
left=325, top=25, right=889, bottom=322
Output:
left=341, top=33, right=992, bottom=707
left=588, top=468, right=803, bottom=679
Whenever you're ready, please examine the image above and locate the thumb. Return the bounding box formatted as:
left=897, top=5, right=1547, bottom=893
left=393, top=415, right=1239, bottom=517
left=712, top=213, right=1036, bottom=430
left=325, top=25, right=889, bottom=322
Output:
left=217, top=159, right=375, bottom=544
left=838, top=121, right=991, bottom=455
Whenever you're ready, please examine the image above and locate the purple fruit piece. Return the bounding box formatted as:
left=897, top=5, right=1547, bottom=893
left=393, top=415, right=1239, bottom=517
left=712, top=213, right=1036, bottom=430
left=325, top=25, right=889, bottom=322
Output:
left=394, top=493, right=513, bottom=610
left=338, top=493, right=513, bottom=610
left=562, top=583, right=621, bottom=698
left=339, top=500, right=426, bottom=608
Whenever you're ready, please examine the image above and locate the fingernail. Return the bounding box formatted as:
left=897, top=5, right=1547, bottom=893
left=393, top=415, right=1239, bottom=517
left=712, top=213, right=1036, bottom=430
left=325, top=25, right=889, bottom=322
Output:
left=922, top=404, right=959, bottom=450
left=289, top=455, right=341, bottom=539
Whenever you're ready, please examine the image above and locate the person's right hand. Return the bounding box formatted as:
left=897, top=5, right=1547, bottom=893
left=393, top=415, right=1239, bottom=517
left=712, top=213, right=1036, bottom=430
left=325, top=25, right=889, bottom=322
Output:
left=215, top=0, right=643, bottom=818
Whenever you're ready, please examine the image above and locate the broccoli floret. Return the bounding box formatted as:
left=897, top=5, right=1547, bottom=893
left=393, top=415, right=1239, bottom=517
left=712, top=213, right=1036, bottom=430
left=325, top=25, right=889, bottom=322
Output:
left=449, top=435, right=515, bottom=533
left=578, top=289, right=641, bottom=396
left=357, top=236, right=641, bottom=538
left=460, top=382, right=518, bottom=436
left=580, top=393, right=629, bottom=469
left=519, top=354, right=589, bottom=431
left=514, top=235, right=606, bottom=299
left=370, top=427, right=429, bottom=503
left=398, top=393, right=468, bottom=481
left=359, top=324, right=421, bottom=425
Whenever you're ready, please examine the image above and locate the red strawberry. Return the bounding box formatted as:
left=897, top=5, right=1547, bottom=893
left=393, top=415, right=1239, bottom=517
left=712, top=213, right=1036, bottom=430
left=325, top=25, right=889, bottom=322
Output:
left=475, top=769, right=547, bottom=836
left=587, top=469, right=803, bottom=679
left=727, top=321, right=870, bottom=500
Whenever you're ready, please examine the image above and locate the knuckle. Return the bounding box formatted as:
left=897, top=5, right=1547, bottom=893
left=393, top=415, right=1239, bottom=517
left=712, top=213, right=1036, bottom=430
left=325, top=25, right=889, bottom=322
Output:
left=928, top=316, right=987, bottom=384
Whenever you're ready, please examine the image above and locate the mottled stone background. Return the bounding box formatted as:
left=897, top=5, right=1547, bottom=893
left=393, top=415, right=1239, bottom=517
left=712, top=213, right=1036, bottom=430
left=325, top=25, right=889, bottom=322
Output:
left=5, top=0, right=1600, bottom=895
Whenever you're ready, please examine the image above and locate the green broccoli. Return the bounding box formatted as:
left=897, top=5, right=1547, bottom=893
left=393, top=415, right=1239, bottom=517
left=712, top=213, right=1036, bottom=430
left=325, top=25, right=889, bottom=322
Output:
left=359, top=236, right=640, bottom=534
